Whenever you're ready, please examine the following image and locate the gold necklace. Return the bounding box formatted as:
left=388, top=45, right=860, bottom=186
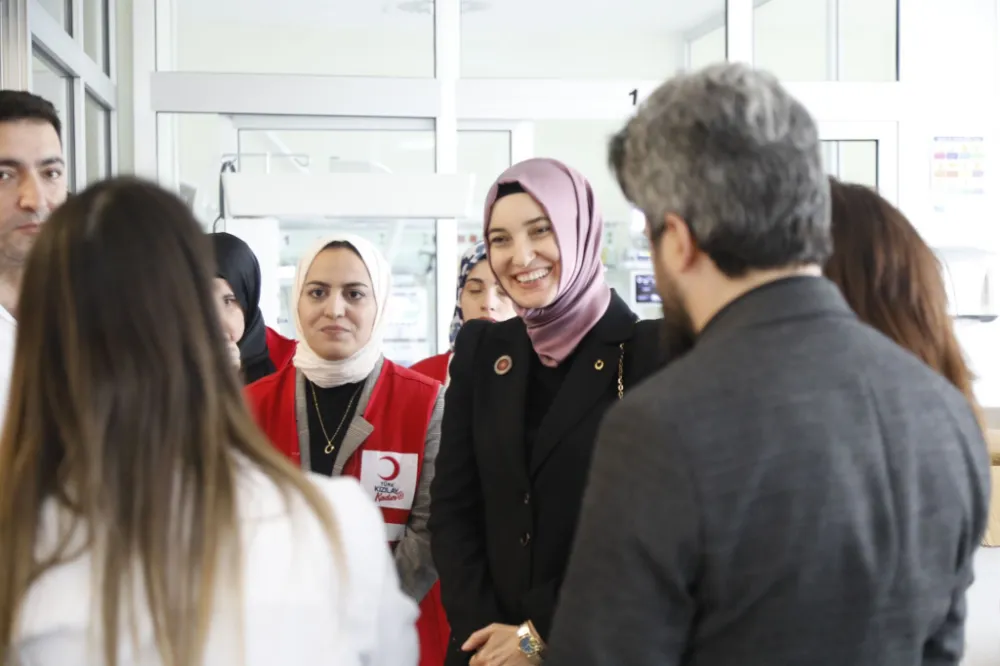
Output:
left=310, top=382, right=363, bottom=455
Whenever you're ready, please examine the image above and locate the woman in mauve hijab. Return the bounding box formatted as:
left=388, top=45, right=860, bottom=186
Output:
left=429, top=158, right=669, bottom=666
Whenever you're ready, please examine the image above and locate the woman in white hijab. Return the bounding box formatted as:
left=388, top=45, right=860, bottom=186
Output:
left=246, top=233, right=449, bottom=666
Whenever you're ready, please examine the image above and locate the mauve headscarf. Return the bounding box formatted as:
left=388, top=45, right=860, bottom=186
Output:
left=483, top=158, right=611, bottom=367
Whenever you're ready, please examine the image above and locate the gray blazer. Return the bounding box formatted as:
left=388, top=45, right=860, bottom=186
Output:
left=294, top=356, right=443, bottom=602
left=547, top=276, right=991, bottom=666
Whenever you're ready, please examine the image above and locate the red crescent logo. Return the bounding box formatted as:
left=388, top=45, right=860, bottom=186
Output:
left=379, top=455, right=401, bottom=481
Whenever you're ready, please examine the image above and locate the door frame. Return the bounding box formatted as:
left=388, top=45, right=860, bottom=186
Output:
left=816, top=120, right=899, bottom=205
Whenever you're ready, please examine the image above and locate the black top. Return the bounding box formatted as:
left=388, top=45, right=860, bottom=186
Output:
left=211, top=232, right=276, bottom=384
left=524, top=352, right=575, bottom=460
left=429, top=290, right=671, bottom=666
left=243, top=356, right=278, bottom=385
left=305, top=378, right=364, bottom=476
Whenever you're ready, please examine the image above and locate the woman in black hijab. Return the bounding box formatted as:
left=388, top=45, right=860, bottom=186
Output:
left=210, top=232, right=277, bottom=384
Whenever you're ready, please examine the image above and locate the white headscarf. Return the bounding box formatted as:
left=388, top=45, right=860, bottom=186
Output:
left=292, top=233, right=392, bottom=388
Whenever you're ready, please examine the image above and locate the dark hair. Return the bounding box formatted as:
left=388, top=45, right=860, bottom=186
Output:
left=824, top=178, right=979, bottom=420
left=0, top=177, right=341, bottom=665
left=495, top=181, right=526, bottom=200
left=0, top=90, right=62, bottom=142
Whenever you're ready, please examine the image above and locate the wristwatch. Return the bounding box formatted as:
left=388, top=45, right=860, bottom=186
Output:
left=516, top=622, right=545, bottom=665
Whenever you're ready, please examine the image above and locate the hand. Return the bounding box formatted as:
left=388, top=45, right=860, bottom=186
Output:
left=463, top=624, right=533, bottom=666
left=226, top=339, right=241, bottom=368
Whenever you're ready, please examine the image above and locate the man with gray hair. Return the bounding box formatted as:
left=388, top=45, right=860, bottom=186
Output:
left=545, top=63, right=989, bottom=666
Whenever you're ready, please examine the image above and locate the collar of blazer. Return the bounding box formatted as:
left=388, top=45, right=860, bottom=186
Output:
left=697, top=275, right=853, bottom=347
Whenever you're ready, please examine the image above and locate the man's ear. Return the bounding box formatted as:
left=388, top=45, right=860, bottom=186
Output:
left=655, top=213, right=698, bottom=272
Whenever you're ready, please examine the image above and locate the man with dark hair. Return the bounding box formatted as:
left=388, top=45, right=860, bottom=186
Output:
left=546, top=63, right=990, bottom=666
left=0, top=90, right=67, bottom=421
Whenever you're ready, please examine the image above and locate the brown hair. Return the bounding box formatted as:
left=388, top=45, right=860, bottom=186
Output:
left=824, top=177, right=980, bottom=420
left=0, top=178, right=341, bottom=665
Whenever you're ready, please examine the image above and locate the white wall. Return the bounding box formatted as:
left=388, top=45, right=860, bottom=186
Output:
left=172, top=19, right=685, bottom=80
left=896, top=0, right=998, bottom=250
left=899, top=0, right=997, bottom=84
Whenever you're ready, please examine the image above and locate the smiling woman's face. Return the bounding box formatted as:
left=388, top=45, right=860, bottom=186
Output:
left=486, top=193, right=562, bottom=309
left=297, top=246, right=376, bottom=361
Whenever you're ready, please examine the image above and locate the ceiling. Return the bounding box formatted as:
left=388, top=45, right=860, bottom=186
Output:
left=179, top=0, right=726, bottom=33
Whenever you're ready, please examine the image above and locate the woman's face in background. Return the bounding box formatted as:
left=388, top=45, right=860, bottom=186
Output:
left=459, top=259, right=515, bottom=323
left=486, top=192, right=562, bottom=310
left=297, top=247, right=377, bottom=361
left=213, top=277, right=245, bottom=343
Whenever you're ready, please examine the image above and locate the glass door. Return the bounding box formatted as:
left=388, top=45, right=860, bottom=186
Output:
left=269, top=217, right=436, bottom=367
left=157, top=112, right=525, bottom=360
left=220, top=170, right=474, bottom=367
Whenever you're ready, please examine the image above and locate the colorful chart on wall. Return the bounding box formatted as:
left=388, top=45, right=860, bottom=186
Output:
left=930, top=136, right=987, bottom=215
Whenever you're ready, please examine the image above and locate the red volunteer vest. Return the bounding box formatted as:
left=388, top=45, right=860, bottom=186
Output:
left=409, top=352, right=451, bottom=385
left=265, top=326, right=296, bottom=373
left=246, top=360, right=449, bottom=666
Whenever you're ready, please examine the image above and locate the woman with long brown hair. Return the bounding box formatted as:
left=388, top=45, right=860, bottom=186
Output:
left=825, top=177, right=977, bottom=405
left=0, top=177, right=418, bottom=665
left=824, top=177, right=998, bottom=666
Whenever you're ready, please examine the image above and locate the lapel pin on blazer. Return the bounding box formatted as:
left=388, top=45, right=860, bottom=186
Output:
left=594, top=359, right=605, bottom=371
left=494, top=355, right=513, bottom=375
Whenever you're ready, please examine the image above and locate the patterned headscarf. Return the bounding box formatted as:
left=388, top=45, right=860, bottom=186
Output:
left=449, top=241, right=488, bottom=350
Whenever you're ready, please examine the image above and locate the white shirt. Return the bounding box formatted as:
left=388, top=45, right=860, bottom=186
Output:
left=11, top=468, right=419, bottom=666
left=0, top=305, right=15, bottom=429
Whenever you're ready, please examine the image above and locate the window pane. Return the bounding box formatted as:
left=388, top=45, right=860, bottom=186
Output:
left=85, top=93, right=112, bottom=185
left=35, top=0, right=72, bottom=34
left=822, top=140, right=878, bottom=190
left=462, top=1, right=726, bottom=78
left=172, top=0, right=433, bottom=76
left=689, top=25, right=726, bottom=71
left=162, top=115, right=437, bottom=225
left=31, top=50, right=75, bottom=190
left=164, top=113, right=239, bottom=226
left=237, top=129, right=435, bottom=175
left=84, top=0, right=110, bottom=74
left=754, top=0, right=897, bottom=81
left=457, top=130, right=510, bottom=257
left=275, top=219, right=437, bottom=366
left=532, top=119, right=641, bottom=309
left=163, top=114, right=440, bottom=365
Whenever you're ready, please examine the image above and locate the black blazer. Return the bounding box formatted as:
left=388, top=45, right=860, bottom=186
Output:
left=429, top=291, right=667, bottom=665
